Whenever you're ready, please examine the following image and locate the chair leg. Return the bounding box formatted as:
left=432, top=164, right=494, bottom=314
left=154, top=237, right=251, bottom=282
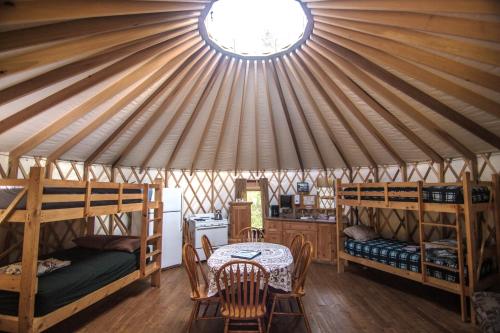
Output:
left=267, top=297, right=277, bottom=333
left=258, top=318, right=263, bottom=333
left=186, top=301, right=199, bottom=333
left=224, top=318, right=230, bottom=333
left=297, top=297, right=312, bottom=333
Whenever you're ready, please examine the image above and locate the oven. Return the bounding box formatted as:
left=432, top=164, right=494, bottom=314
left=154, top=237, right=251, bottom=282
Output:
left=189, top=214, right=229, bottom=261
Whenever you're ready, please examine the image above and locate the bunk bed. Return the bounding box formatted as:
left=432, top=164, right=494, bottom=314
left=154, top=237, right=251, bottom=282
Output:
left=335, top=172, right=500, bottom=322
left=0, top=167, right=164, bottom=333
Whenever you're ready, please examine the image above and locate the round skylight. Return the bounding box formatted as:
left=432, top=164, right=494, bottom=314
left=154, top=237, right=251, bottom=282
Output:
left=201, top=0, right=310, bottom=58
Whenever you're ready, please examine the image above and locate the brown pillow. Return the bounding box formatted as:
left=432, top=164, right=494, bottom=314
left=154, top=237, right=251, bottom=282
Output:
left=73, top=235, right=121, bottom=250
left=344, top=225, right=379, bottom=241
left=104, top=237, right=140, bottom=253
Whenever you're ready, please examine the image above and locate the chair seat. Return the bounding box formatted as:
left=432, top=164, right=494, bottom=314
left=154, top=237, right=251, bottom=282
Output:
left=221, top=304, right=266, bottom=319
left=269, top=286, right=305, bottom=298
left=191, top=286, right=217, bottom=301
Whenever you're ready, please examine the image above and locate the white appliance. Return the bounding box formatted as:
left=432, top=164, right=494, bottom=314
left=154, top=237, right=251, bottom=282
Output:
left=188, top=213, right=228, bottom=261
left=132, top=187, right=183, bottom=269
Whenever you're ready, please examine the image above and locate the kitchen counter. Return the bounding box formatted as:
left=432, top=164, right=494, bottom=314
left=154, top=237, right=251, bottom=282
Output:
left=265, top=216, right=336, bottom=224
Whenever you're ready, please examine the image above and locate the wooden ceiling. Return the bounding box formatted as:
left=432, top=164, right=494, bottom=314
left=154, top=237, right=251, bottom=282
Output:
left=0, top=0, right=499, bottom=171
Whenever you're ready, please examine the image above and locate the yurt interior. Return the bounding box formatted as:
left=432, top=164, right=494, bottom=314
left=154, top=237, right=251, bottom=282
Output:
left=1, top=1, right=500, bottom=332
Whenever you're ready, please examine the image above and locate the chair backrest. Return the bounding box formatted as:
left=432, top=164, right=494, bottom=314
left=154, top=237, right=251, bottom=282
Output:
left=292, top=241, right=313, bottom=295
left=183, top=218, right=192, bottom=245
left=215, top=260, right=270, bottom=319
left=289, top=234, right=305, bottom=263
left=238, top=227, right=264, bottom=242
left=201, top=234, right=214, bottom=259
left=183, top=243, right=208, bottom=299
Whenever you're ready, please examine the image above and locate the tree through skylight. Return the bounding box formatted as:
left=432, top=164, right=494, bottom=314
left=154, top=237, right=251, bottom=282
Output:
left=203, top=0, right=309, bottom=57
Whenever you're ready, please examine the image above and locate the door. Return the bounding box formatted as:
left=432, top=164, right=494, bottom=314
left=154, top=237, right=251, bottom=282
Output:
left=317, top=224, right=333, bottom=262
left=162, top=211, right=182, bottom=268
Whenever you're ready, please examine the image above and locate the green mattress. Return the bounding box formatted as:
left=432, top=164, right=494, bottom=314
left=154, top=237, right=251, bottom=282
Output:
left=0, top=247, right=139, bottom=317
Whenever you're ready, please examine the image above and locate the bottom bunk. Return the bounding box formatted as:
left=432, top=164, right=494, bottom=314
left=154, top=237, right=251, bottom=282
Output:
left=0, top=246, right=141, bottom=317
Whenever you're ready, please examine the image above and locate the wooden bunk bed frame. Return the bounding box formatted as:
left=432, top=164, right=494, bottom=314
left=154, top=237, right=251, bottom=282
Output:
left=335, top=172, right=500, bottom=322
left=0, top=167, right=164, bottom=333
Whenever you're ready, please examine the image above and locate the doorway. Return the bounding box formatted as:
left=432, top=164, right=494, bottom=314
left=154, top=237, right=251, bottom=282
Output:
left=246, top=190, right=263, bottom=229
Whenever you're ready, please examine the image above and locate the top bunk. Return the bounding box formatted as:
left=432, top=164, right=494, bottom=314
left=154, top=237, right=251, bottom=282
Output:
left=335, top=173, right=498, bottom=214
left=0, top=167, right=162, bottom=224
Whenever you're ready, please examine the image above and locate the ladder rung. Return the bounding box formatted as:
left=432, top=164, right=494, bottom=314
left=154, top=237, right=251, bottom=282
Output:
left=147, top=233, right=161, bottom=242
left=424, top=261, right=459, bottom=273
left=146, top=250, right=161, bottom=259
left=423, top=241, right=458, bottom=250
left=421, top=222, right=457, bottom=229
left=148, top=217, right=162, bottom=222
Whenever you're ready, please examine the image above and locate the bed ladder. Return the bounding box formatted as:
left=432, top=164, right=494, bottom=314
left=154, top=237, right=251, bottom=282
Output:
left=417, top=182, right=467, bottom=321
left=140, top=183, right=163, bottom=287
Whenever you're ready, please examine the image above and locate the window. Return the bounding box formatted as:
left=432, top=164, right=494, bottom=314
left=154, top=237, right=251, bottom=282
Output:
left=246, top=190, right=263, bottom=229
left=202, top=0, right=310, bottom=57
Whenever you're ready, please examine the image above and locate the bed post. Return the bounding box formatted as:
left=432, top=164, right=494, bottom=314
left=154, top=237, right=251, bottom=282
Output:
left=18, top=167, right=45, bottom=333
left=140, top=184, right=149, bottom=277
left=463, top=172, right=477, bottom=322
left=336, top=178, right=345, bottom=273
left=151, top=180, right=163, bottom=287
left=493, top=174, right=500, bottom=274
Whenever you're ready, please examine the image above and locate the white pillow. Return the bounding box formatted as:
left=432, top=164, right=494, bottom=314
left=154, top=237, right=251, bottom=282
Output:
left=0, top=258, right=71, bottom=276
left=344, top=225, right=379, bottom=241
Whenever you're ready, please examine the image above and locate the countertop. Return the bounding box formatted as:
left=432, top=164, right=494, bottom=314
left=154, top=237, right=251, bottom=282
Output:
left=265, top=216, right=337, bottom=224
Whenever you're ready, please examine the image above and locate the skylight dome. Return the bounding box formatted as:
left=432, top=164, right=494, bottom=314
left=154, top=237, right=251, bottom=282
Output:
left=202, top=0, right=310, bottom=57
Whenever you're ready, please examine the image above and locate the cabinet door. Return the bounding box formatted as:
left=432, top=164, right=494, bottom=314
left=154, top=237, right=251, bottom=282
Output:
left=317, top=224, right=333, bottom=262
left=301, top=230, right=317, bottom=259
left=283, top=229, right=317, bottom=259
left=265, top=231, right=282, bottom=244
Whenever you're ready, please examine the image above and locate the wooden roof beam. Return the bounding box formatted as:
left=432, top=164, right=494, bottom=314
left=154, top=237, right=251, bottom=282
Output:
left=111, top=48, right=214, bottom=167
left=309, top=37, right=476, bottom=161
left=273, top=58, right=328, bottom=171
left=313, top=34, right=500, bottom=151
left=0, top=1, right=205, bottom=26
left=298, top=48, right=405, bottom=165
left=306, top=42, right=443, bottom=163
left=8, top=32, right=200, bottom=159
left=268, top=60, right=305, bottom=171
left=0, top=27, right=198, bottom=136
left=190, top=58, right=237, bottom=171
left=86, top=46, right=207, bottom=165
left=291, top=51, right=377, bottom=167
left=253, top=62, right=260, bottom=172
left=210, top=60, right=244, bottom=171
left=234, top=61, right=250, bottom=174
left=45, top=41, right=204, bottom=165
left=283, top=54, right=351, bottom=169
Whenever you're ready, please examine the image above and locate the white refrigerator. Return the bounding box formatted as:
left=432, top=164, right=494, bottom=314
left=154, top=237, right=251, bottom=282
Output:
left=161, top=187, right=183, bottom=268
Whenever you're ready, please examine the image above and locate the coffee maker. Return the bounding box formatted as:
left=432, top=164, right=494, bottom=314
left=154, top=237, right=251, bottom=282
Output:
left=270, top=205, right=279, bottom=217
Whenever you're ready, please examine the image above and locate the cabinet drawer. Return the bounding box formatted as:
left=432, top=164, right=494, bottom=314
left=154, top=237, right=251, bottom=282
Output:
left=283, top=222, right=318, bottom=232
left=264, top=220, right=282, bottom=233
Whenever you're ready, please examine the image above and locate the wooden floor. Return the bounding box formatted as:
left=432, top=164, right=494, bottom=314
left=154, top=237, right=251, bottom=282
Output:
left=46, top=263, right=478, bottom=333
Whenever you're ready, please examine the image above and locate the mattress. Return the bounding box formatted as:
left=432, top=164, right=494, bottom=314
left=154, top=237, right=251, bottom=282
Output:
left=344, top=238, right=492, bottom=283
left=343, top=185, right=490, bottom=204
left=0, top=187, right=142, bottom=210
left=0, top=247, right=140, bottom=316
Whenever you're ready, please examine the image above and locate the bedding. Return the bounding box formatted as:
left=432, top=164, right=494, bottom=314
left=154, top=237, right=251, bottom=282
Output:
left=0, top=258, right=71, bottom=277
left=0, top=247, right=140, bottom=316
left=343, top=185, right=490, bottom=204
left=343, top=225, right=379, bottom=241
left=344, top=238, right=492, bottom=283
left=0, top=187, right=142, bottom=210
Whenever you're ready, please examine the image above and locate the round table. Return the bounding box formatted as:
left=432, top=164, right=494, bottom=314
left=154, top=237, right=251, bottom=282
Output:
left=207, top=242, right=294, bottom=297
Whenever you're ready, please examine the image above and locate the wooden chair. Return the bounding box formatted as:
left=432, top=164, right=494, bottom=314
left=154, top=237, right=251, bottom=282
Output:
left=201, top=234, right=214, bottom=259
left=267, top=241, right=313, bottom=333
left=183, top=218, right=192, bottom=245
left=238, top=227, right=264, bottom=242
left=182, top=243, right=220, bottom=332
left=289, top=234, right=305, bottom=263
left=215, top=260, right=270, bottom=333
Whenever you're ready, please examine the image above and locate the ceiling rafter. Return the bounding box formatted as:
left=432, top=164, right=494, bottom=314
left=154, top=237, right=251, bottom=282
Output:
left=274, top=57, right=328, bottom=171
left=299, top=48, right=405, bottom=165
left=253, top=62, right=260, bottom=172
left=312, top=35, right=500, bottom=151
left=112, top=48, right=215, bottom=167
left=87, top=46, right=208, bottom=165
left=306, top=42, right=443, bottom=163
left=190, top=57, right=236, bottom=171
left=283, top=54, right=351, bottom=169
left=234, top=60, right=250, bottom=174
left=262, top=61, right=281, bottom=171
left=309, top=37, right=476, bottom=161
left=45, top=41, right=205, bottom=164
left=268, top=60, right=305, bottom=171
left=313, top=29, right=500, bottom=119
left=211, top=60, right=244, bottom=171
left=291, top=51, right=377, bottom=167
left=0, top=27, right=198, bottom=136
left=163, top=55, right=228, bottom=171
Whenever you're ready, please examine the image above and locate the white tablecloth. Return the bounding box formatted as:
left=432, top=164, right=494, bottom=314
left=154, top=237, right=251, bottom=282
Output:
left=206, top=242, right=293, bottom=297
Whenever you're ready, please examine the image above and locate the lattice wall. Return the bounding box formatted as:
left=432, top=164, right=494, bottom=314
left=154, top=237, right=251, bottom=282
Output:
left=1, top=153, right=499, bottom=264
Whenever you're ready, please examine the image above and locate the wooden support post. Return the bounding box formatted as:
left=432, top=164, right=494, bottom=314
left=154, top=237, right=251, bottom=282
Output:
left=463, top=172, right=476, bottom=322
left=140, top=184, right=149, bottom=277
left=151, top=180, right=163, bottom=287
left=336, top=178, right=345, bottom=273
left=8, top=156, right=19, bottom=178
left=470, top=157, right=479, bottom=182
left=401, top=163, right=412, bottom=242
left=493, top=174, right=500, bottom=275
left=438, top=161, right=445, bottom=239
left=45, top=161, right=54, bottom=179
left=18, top=167, right=45, bottom=333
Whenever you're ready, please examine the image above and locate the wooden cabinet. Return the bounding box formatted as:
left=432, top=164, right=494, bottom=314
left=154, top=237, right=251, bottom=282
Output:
left=229, top=202, right=252, bottom=241
left=264, top=218, right=336, bottom=264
